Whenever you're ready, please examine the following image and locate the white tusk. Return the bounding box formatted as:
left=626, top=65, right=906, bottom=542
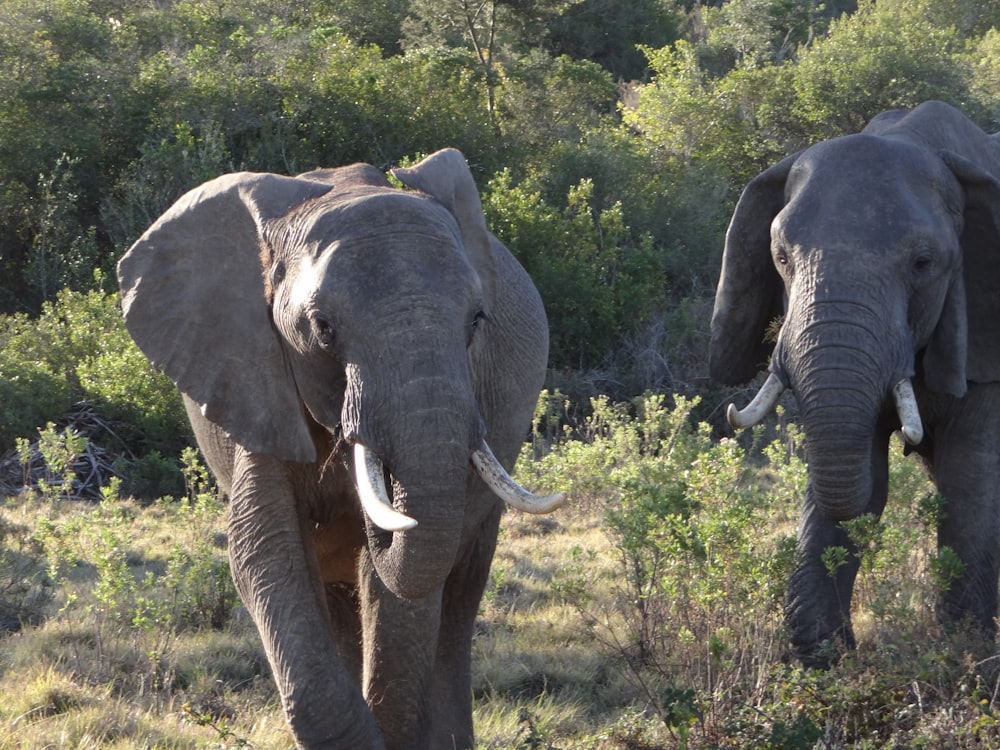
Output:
left=471, top=441, right=566, bottom=514
left=892, top=378, right=923, bottom=446
left=354, top=443, right=418, bottom=532
left=726, top=372, right=785, bottom=429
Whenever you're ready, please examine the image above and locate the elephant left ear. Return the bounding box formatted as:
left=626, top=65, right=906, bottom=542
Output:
left=934, top=151, right=1000, bottom=386
left=391, top=149, right=497, bottom=302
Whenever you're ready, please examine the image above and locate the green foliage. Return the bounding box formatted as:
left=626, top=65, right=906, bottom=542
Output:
left=523, top=393, right=968, bottom=746
left=0, top=283, right=188, bottom=469
left=34, top=421, right=88, bottom=501
left=546, top=0, right=682, bottom=81
left=484, top=171, right=661, bottom=371
left=0, top=0, right=996, bottom=409
left=31, top=459, right=237, bottom=693
left=783, top=0, right=971, bottom=140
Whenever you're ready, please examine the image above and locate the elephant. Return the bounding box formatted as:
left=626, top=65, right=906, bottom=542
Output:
left=710, top=101, right=1000, bottom=667
left=117, top=148, right=564, bottom=748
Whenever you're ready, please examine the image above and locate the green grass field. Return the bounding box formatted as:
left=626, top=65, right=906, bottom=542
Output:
left=2, top=395, right=1000, bottom=749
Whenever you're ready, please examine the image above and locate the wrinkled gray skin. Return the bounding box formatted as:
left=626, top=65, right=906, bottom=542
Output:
left=711, top=101, right=1000, bottom=667
left=118, top=150, right=551, bottom=748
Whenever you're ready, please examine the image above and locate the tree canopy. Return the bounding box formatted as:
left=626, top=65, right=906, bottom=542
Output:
left=0, top=0, right=998, bottom=403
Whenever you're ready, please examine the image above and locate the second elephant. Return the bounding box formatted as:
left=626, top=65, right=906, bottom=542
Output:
left=711, top=101, right=1000, bottom=666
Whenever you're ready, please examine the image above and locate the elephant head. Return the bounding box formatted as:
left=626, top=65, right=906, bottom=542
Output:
left=710, top=101, right=1000, bottom=522
left=118, top=149, right=563, bottom=603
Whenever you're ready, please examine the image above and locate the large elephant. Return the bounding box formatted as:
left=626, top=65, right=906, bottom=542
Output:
left=710, top=101, right=1000, bottom=667
left=117, top=149, right=564, bottom=748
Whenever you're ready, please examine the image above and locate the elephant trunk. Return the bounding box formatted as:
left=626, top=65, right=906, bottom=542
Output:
left=777, top=300, right=911, bottom=521
left=345, top=362, right=481, bottom=601
left=362, top=439, right=472, bottom=600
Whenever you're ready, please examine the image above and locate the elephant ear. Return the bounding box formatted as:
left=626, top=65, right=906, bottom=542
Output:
left=117, top=172, right=334, bottom=462
left=923, top=152, right=1000, bottom=392
left=391, top=149, right=496, bottom=303
left=710, top=153, right=798, bottom=385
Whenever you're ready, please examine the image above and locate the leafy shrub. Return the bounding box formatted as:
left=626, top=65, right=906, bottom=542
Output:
left=521, top=392, right=959, bottom=746
left=483, top=172, right=661, bottom=373
left=0, top=282, right=188, bottom=462
left=0, top=352, right=71, bottom=450
left=122, top=451, right=186, bottom=502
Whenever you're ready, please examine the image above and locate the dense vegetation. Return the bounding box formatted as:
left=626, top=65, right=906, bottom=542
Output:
left=2, top=0, right=999, bottom=442
left=3, top=398, right=996, bottom=747
left=3, top=0, right=1000, bottom=746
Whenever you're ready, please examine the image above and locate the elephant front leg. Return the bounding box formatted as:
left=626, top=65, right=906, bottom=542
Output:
left=229, top=450, right=383, bottom=749
left=927, top=396, right=1000, bottom=639
left=428, top=507, right=502, bottom=750
left=785, top=497, right=862, bottom=668
left=359, top=552, right=441, bottom=750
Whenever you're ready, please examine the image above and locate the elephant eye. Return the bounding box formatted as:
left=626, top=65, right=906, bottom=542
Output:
left=310, top=313, right=337, bottom=350
left=913, top=255, right=933, bottom=272
left=468, top=310, right=487, bottom=346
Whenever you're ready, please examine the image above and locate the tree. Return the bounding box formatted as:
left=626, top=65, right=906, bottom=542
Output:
left=545, top=0, right=681, bottom=81
left=402, top=0, right=574, bottom=144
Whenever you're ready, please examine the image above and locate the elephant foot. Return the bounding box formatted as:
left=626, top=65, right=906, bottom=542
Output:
left=790, top=628, right=855, bottom=670
left=786, top=602, right=856, bottom=669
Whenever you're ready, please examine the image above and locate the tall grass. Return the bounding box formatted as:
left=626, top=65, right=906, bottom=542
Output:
left=2, top=396, right=1000, bottom=747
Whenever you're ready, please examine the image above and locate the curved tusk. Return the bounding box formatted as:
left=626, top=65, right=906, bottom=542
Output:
left=354, top=443, right=418, bottom=532
left=892, top=378, right=923, bottom=446
left=726, top=372, right=785, bottom=430
left=471, top=441, right=566, bottom=514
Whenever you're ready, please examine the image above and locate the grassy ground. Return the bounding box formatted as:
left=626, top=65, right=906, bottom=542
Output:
left=3, top=398, right=1000, bottom=748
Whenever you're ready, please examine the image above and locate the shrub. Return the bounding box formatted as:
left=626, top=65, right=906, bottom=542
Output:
left=0, top=282, right=188, bottom=463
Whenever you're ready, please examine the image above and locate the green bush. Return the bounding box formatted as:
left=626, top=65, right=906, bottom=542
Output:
left=521, top=392, right=961, bottom=747
left=122, top=452, right=186, bottom=503
left=0, top=353, right=71, bottom=451
left=0, top=282, right=188, bottom=463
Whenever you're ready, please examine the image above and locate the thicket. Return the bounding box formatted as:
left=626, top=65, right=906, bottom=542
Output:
left=2, top=0, right=999, bottom=472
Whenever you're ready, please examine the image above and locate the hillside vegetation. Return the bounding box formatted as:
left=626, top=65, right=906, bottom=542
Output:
left=3, top=0, right=1000, bottom=747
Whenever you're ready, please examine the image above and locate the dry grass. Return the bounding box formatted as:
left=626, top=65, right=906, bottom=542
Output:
left=3, top=421, right=1000, bottom=749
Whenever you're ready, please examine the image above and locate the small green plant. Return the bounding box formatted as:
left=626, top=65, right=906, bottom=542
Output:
left=660, top=686, right=701, bottom=748
left=929, top=546, right=966, bottom=595
left=821, top=545, right=851, bottom=578
left=182, top=701, right=254, bottom=748
left=35, top=422, right=88, bottom=501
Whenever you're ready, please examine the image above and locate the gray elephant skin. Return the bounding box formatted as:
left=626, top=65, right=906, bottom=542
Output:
left=711, top=101, right=1000, bottom=667
left=118, top=149, right=563, bottom=748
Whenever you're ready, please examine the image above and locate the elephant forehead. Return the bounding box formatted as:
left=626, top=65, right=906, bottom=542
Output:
left=789, top=134, right=954, bottom=207
left=291, top=229, right=484, bottom=311
left=305, top=190, right=462, bottom=244
left=779, top=139, right=957, bottom=247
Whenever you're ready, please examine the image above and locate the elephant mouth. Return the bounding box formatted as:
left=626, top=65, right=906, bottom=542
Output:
left=726, top=372, right=923, bottom=446
left=352, top=442, right=565, bottom=532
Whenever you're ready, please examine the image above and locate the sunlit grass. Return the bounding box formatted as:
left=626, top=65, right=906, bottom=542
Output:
left=4, top=398, right=1000, bottom=748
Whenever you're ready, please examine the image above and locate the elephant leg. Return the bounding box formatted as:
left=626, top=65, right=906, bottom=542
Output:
left=359, top=551, right=441, bottom=750
left=785, top=497, right=862, bottom=668
left=924, top=388, right=1000, bottom=638
left=786, top=427, right=892, bottom=668
left=326, top=582, right=363, bottom=683
left=229, top=449, right=382, bottom=749
left=428, top=505, right=503, bottom=750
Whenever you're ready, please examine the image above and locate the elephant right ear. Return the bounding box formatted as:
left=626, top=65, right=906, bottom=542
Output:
left=117, top=172, right=333, bottom=462
left=710, top=154, right=797, bottom=385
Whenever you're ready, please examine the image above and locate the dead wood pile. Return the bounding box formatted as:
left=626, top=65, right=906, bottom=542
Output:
left=0, top=402, right=125, bottom=501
